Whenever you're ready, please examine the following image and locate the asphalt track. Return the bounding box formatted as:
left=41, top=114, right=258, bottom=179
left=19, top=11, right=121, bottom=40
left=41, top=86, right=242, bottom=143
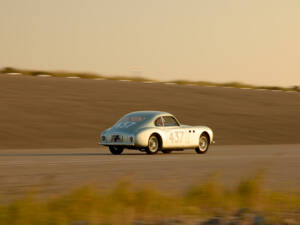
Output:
left=0, top=145, right=300, bottom=199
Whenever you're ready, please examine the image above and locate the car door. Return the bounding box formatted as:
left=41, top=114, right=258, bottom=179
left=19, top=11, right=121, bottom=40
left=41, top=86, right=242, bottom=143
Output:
left=185, top=127, right=198, bottom=147
left=162, top=116, right=187, bottom=148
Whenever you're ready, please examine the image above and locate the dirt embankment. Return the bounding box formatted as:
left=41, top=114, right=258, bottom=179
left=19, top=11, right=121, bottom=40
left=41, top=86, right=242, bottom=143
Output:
left=1, top=75, right=300, bottom=149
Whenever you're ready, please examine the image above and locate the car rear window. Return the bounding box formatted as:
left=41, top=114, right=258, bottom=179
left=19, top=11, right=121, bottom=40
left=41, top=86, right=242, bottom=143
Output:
left=113, top=115, right=146, bottom=129
left=120, top=116, right=146, bottom=122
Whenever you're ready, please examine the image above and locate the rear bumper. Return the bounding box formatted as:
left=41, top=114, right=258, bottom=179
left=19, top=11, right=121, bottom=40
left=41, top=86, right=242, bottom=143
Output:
left=99, top=142, right=145, bottom=150
left=98, top=141, right=135, bottom=146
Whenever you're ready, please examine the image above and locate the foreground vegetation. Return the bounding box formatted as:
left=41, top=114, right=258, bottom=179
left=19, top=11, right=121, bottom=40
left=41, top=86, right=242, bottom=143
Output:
left=0, top=174, right=299, bottom=225
left=1, top=67, right=299, bottom=92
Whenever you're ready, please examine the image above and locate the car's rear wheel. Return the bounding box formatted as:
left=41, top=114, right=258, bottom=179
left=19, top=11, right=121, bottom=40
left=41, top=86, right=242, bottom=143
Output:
left=195, top=134, right=209, bottom=154
left=162, top=150, right=172, bottom=154
left=146, top=135, right=160, bottom=154
left=109, top=146, right=124, bottom=155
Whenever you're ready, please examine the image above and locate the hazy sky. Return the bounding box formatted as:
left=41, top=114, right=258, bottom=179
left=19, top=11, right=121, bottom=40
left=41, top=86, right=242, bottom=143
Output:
left=1, top=0, right=300, bottom=86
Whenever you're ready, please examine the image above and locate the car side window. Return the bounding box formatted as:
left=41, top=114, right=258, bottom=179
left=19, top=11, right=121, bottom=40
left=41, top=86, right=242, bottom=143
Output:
left=163, top=116, right=179, bottom=126
left=154, top=117, right=163, bottom=127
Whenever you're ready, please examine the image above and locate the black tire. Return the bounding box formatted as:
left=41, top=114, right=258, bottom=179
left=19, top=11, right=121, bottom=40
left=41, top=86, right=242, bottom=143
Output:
left=109, top=146, right=124, bottom=155
left=145, top=135, right=161, bottom=154
left=162, top=150, right=172, bottom=154
left=195, top=134, right=210, bottom=154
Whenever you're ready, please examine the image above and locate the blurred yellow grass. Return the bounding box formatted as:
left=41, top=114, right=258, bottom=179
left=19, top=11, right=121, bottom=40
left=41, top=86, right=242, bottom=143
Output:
left=0, top=174, right=299, bottom=225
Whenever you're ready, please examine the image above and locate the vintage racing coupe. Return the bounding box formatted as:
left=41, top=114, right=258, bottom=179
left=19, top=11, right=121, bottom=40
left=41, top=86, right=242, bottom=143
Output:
left=99, top=111, right=214, bottom=155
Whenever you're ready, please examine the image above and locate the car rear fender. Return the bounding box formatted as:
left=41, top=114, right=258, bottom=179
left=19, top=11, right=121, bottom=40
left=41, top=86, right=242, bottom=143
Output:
left=135, top=128, right=165, bottom=147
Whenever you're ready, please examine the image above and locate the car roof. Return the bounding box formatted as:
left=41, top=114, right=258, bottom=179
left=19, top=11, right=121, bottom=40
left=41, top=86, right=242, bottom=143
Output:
left=125, top=111, right=172, bottom=118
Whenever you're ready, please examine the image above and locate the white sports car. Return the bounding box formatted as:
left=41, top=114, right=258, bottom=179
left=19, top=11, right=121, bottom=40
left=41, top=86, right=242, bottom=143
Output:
left=99, top=111, right=214, bottom=155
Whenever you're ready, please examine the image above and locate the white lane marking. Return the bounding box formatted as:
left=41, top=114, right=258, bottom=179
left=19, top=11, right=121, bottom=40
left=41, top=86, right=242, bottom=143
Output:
left=94, top=78, right=106, bottom=80
left=240, top=87, right=251, bottom=90
left=37, top=74, right=52, bottom=78
left=185, top=84, right=197, bottom=86
left=164, top=82, right=176, bottom=85
left=143, top=81, right=154, bottom=84
left=204, top=85, right=217, bottom=88
left=66, top=76, right=80, bottom=79
left=7, top=73, right=21, bottom=76
left=256, top=89, right=267, bottom=91
left=271, top=89, right=282, bottom=92
left=285, top=91, right=298, bottom=93
left=119, top=79, right=131, bottom=82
